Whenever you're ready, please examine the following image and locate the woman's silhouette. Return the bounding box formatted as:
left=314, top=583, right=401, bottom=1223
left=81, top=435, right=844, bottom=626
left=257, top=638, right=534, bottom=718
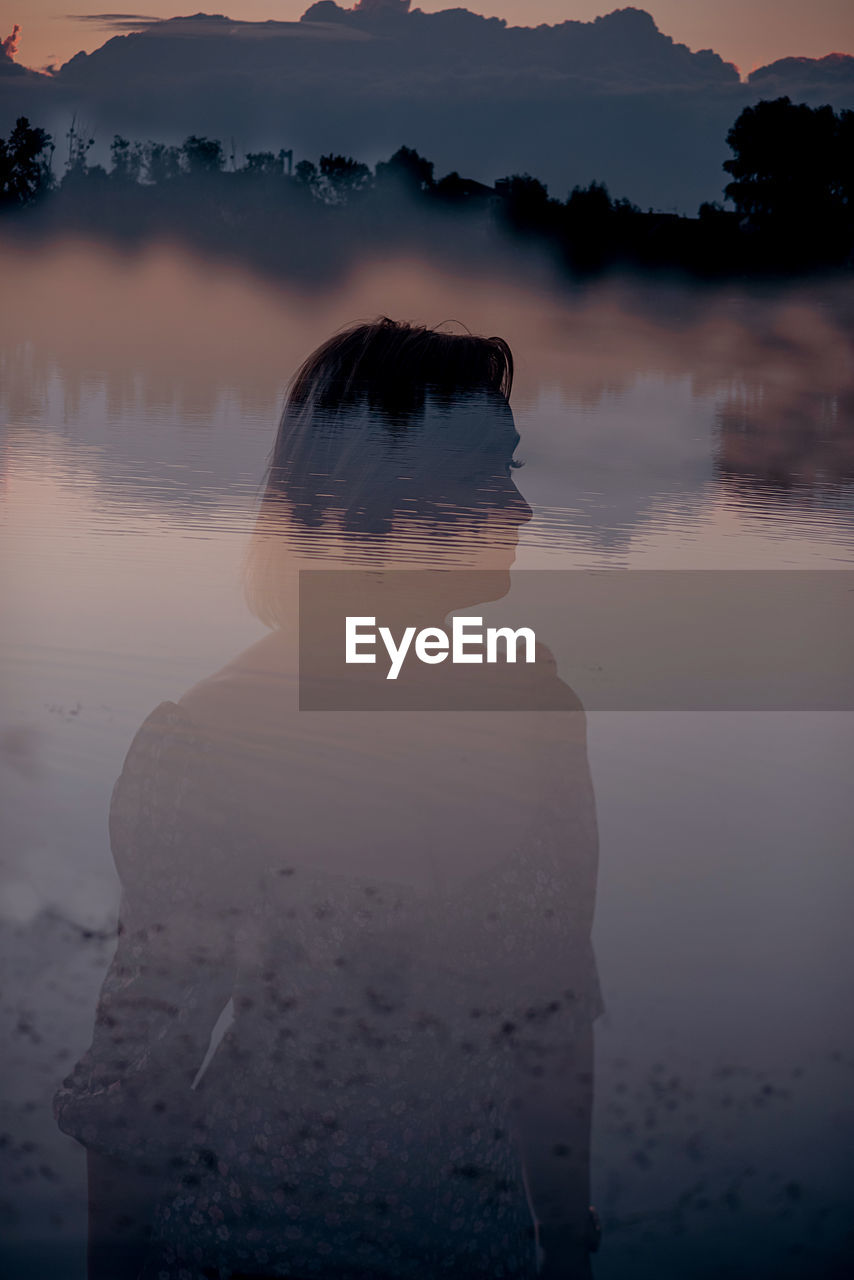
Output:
left=55, top=320, right=601, bottom=1279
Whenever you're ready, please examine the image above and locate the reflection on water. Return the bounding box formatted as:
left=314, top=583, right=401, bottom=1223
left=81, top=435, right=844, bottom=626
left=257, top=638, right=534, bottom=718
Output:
left=2, top=239, right=853, bottom=573
left=1, top=237, right=854, bottom=1279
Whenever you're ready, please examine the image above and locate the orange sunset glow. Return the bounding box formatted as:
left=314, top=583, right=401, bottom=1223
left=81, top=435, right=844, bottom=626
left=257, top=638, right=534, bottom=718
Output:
left=2, top=1, right=852, bottom=79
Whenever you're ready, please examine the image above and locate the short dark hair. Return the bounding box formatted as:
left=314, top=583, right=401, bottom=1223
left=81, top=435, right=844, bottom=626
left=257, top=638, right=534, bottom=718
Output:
left=282, top=317, right=513, bottom=422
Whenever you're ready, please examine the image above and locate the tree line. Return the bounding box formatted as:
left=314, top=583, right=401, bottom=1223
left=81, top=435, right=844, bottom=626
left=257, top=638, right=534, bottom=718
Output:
left=2, top=98, right=853, bottom=274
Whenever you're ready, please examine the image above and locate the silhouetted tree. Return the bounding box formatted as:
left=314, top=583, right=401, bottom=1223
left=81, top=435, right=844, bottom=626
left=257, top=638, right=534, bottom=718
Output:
left=559, top=181, right=617, bottom=269
left=294, top=159, right=318, bottom=189
left=181, top=135, right=225, bottom=176
left=494, top=173, right=552, bottom=232
left=0, top=116, right=53, bottom=206
left=375, top=145, right=434, bottom=195
left=144, top=141, right=182, bottom=185
left=565, top=181, right=613, bottom=221
left=5, top=112, right=853, bottom=276
left=724, top=97, right=854, bottom=261
left=318, top=153, right=372, bottom=204
left=694, top=198, right=741, bottom=268
left=698, top=200, right=725, bottom=219
left=63, top=118, right=99, bottom=185
left=110, top=134, right=144, bottom=184
left=243, top=151, right=283, bottom=177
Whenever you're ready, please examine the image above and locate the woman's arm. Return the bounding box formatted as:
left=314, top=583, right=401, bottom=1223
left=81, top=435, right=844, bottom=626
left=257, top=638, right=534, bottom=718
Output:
left=55, top=701, right=237, bottom=1167
left=55, top=890, right=235, bottom=1163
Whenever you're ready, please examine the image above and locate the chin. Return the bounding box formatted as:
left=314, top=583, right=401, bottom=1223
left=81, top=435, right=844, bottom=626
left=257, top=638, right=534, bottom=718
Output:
left=462, top=565, right=513, bottom=604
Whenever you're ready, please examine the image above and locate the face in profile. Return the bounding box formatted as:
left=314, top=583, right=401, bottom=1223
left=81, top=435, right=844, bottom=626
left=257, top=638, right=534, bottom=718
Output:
left=418, top=392, right=533, bottom=571
left=266, top=389, right=531, bottom=568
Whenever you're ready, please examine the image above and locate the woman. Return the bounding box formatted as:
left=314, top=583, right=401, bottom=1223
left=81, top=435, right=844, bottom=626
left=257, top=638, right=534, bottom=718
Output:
left=55, top=320, right=601, bottom=1279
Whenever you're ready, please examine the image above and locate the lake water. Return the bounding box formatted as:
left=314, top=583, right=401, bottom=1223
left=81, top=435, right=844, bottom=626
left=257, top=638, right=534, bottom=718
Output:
left=2, top=233, right=853, bottom=1278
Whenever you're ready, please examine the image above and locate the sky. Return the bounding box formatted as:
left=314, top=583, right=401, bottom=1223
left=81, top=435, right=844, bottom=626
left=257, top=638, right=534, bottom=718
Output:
left=1, top=1, right=852, bottom=77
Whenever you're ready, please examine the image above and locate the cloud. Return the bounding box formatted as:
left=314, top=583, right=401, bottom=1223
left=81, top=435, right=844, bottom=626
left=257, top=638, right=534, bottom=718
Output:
left=1, top=23, right=21, bottom=60
left=5, top=6, right=852, bottom=213
left=67, top=11, right=157, bottom=18
left=354, top=0, right=411, bottom=12
left=748, top=52, right=854, bottom=93
left=66, top=13, right=159, bottom=33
